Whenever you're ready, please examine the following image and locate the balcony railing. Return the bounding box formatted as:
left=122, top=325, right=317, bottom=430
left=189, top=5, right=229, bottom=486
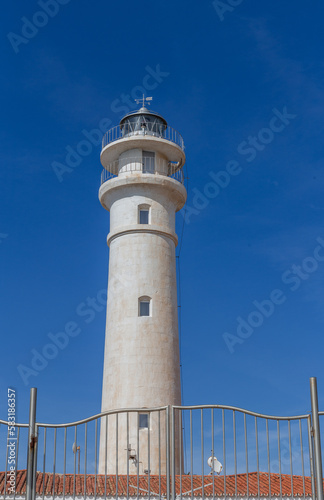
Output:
left=100, top=157, right=184, bottom=185
left=102, top=123, right=185, bottom=151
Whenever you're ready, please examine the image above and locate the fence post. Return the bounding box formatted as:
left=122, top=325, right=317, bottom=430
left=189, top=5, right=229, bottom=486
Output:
left=310, top=377, right=323, bottom=500
left=26, top=388, right=37, bottom=500
left=166, top=406, right=170, bottom=500
left=171, top=407, right=175, bottom=500
left=308, top=415, right=317, bottom=500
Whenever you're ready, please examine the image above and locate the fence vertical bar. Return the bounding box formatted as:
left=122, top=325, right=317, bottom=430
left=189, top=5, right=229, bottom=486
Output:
left=73, top=426, right=77, bottom=500
left=244, top=413, right=249, bottom=499
left=233, top=411, right=237, bottom=500
left=137, top=413, right=140, bottom=500
left=105, top=416, right=108, bottom=500
left=14, top=426, right=20, bottom=500
left=32, top=424, right=38, bottom=500
left=288, top=420, right=294, bottom=500
left=158, top=411, right=161, bottom=500
left=4, top=426, right=9, bottom=500
left=115, top=413, right=118, bottom=500
left=308, top=415, right=316, bottom=500
left=53, top=428, right=57, bottom=500
left=222, top=409, right=226, bottom=500
left=266, top=419, right=271, bottom=499
left=63, top=427, right=66, bottom=500
left=212, top=408, right=215, bottom=500
left=299, top=419, right=306, bottom=500
left=26, top=388, right=37, bottom=500
left=148, top=412, right=151, bottom=500
left=255, top=417, right=260, bottom=500
left=190, top=409, right=193, bottom=500
left=277, top=420, right=282, bottom=500
left=201, top=409, right=204, bottom=500
left=179, top=410, right=182, bottom=500
left=166, top=406, right=170, bottom=500
left=126, top=413, right=129, bottom=500
left=310, top=377, right=324, bottom=500
left=171, top=407, right=175, bottom=500
left=84, top=423, right=87, bottom=500
left=95, top=418, right=98, bottom=500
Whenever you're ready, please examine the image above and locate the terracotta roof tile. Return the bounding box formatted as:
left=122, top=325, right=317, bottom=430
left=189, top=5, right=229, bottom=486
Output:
left=0, top=471, right=319, bottom=497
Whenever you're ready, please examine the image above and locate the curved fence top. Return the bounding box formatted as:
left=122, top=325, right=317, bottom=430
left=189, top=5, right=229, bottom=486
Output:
left=172, top=404, right=311, bottom=420
left=0, top=418, right=28, bottom=427
left=36, top=405, right=169, bottom=428
left=2, top=403, right=312, bottom=429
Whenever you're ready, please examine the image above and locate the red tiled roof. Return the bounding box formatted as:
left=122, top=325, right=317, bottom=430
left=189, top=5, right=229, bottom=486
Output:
left=0, top=471, right=319, bottom=497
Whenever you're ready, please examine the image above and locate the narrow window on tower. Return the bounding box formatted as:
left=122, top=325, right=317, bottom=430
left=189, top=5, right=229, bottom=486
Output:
left=139, top=413, right=149, bottom=429
left=139, top=297, right=151, bottom=317
left=142, top=151, right=155, bottom=174
left=138, top=204, right=150, bottom=224
left=139, top=209, right=149, bottom=224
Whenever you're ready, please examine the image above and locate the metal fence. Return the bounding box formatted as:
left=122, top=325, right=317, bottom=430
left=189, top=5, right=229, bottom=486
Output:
left=171, top=405, right=314, bottom=499
left=0, top=379, right=323, bottom=500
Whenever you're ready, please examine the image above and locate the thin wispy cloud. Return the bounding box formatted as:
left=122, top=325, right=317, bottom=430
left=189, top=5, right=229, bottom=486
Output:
left=25, top=52, right=107, bottom=124
left=247, top=18, right=324, bottom=120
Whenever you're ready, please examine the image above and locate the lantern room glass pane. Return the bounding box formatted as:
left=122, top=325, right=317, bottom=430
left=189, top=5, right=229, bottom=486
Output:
left=121, top=114, right=166, bottom=138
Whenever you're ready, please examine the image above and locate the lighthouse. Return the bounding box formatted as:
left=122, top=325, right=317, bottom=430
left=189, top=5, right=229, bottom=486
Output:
left=98, top=97, right=186, bottom=475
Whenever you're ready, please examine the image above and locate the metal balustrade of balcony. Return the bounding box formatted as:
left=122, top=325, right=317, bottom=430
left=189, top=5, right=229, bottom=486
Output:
left=101, top=123, right=185, bottom=152
left=100, top=157, right=184, bottom=185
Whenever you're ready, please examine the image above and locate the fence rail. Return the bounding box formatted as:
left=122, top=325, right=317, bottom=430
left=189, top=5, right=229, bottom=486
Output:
left=100, top=156, right=184, bottom=185
left=102, top=124, right=185, bottom=151
left=0, top=379, right=323, bottom=500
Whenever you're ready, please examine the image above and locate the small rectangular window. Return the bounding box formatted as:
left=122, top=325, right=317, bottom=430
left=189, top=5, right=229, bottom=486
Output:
left=139, top=209, right=149, bottom=224
left=143, top=151, right=155, bottom=174
left=140, top=300, right=150, bottom=316
left=139, top=413, right=149, bottom=429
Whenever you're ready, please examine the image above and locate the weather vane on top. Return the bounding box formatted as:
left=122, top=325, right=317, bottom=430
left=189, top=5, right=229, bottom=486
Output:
left=135, top=95, right=153, bottom=108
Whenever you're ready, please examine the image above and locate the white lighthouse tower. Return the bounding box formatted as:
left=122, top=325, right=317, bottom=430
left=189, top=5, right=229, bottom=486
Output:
left=98, top=98, right=186, bottom=475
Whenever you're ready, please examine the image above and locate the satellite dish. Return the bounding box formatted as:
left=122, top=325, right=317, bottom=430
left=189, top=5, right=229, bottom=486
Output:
left=207, top=456, right=223, bottom=475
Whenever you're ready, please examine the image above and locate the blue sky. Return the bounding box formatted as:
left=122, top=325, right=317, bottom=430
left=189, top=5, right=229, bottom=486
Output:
left=1, top=0, right=324, bottom=438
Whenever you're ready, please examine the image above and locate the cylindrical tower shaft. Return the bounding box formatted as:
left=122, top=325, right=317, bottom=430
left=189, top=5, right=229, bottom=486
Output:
left=98, top=106, right=186, bottom=475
